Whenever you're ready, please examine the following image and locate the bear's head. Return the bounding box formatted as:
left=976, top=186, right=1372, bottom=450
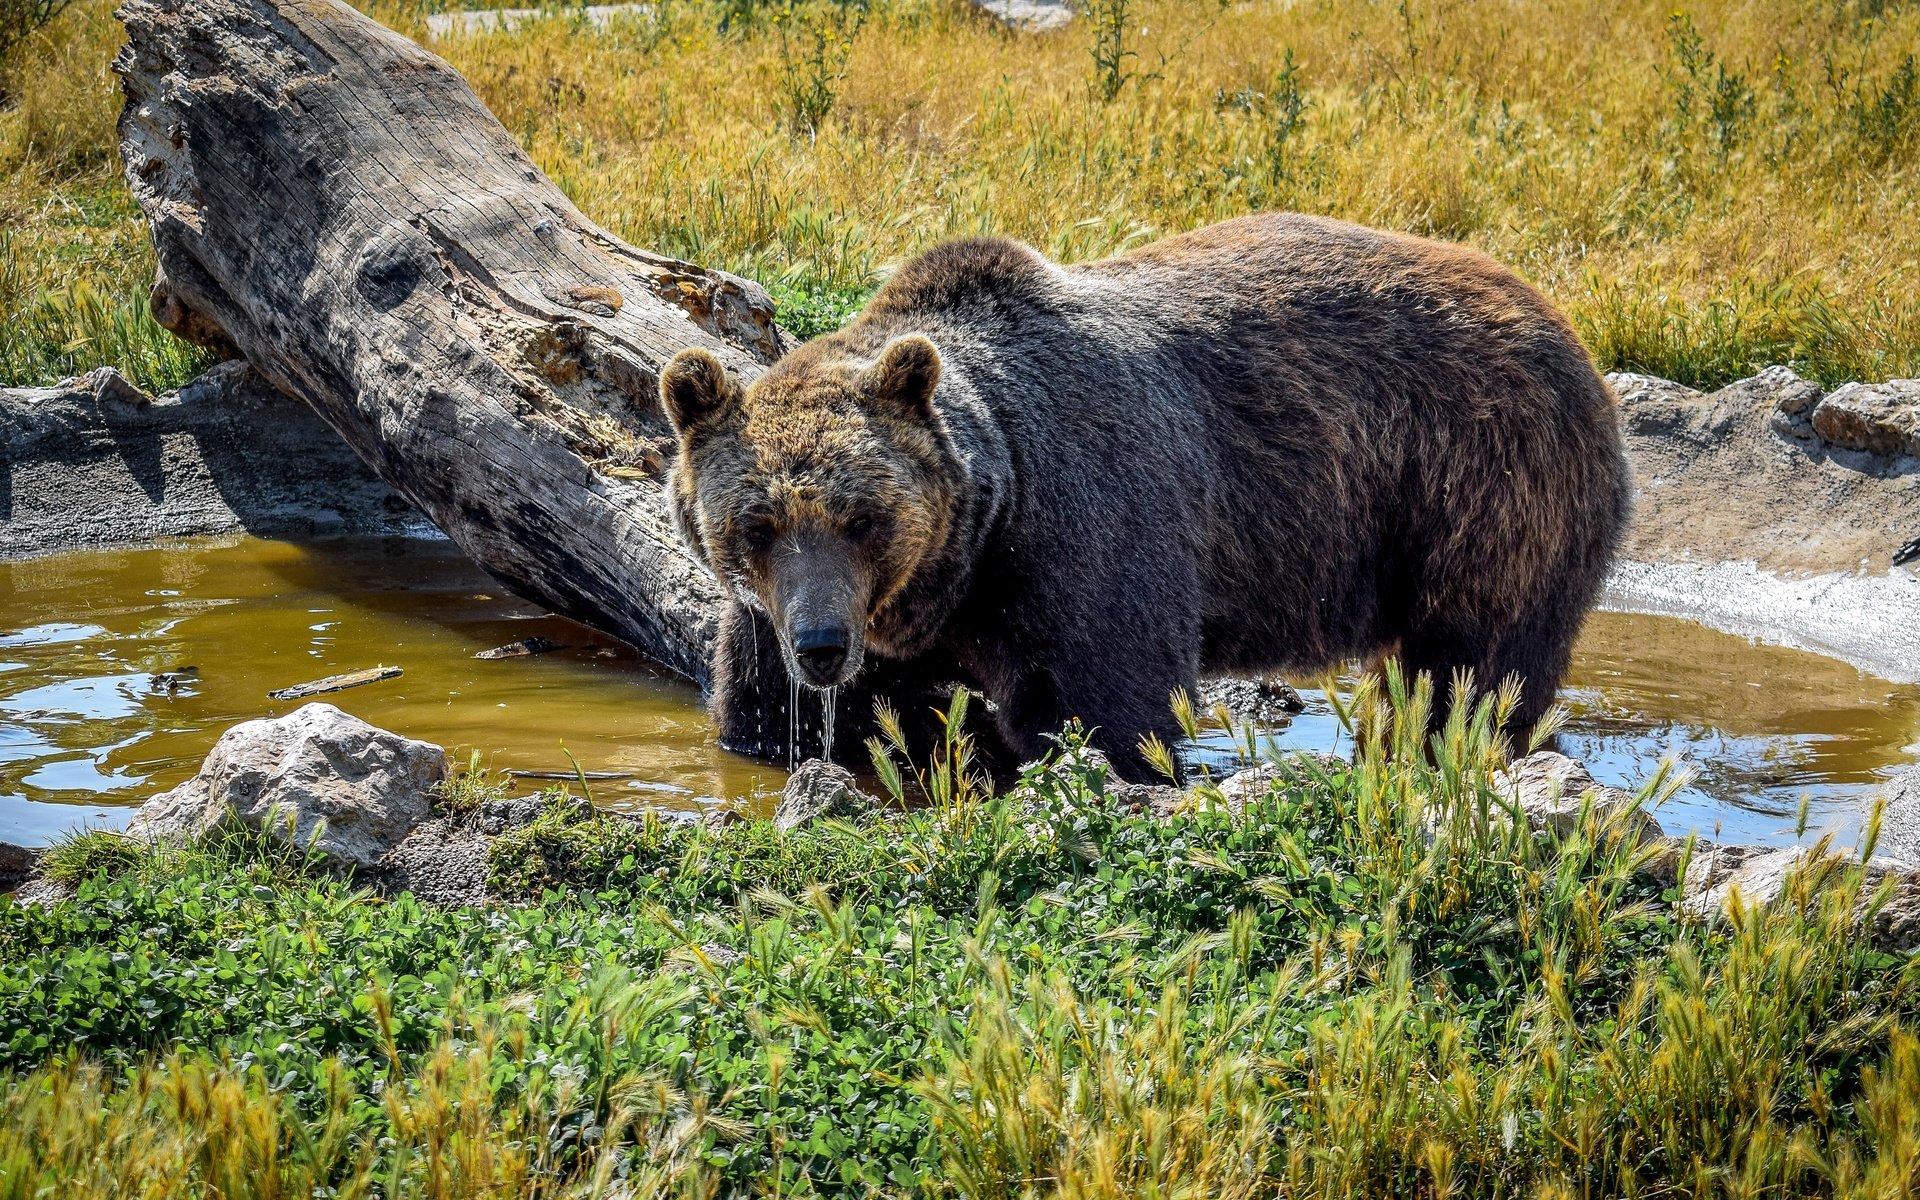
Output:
left=659, top=336, right=959, bottom=691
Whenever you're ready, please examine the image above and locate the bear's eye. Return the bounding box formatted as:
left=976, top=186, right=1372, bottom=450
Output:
left=740, top=520, right=776, bottom=553
left=845, top=514, right=874, bottom=542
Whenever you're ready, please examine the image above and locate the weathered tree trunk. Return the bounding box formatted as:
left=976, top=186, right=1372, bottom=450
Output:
left=114, top=0, right=787, bottom=685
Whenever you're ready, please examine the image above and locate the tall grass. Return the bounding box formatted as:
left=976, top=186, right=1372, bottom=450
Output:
left=6, top=673, right=1920, bottom=1195
left=2, top=0, right=1918, bottom=390
left=0, top=0, right=208, bottom=391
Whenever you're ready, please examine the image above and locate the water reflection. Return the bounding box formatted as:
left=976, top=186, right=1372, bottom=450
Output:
left=2, top=537, right=1916, bottom=849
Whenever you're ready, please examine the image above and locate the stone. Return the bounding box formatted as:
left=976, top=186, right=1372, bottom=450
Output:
left=1491, top=751, right=1665, bottom=846
left=1869, top=766, right=1920, bottom=867
left=0, top=841, right=37, bottom=893
left=424, top=4, right=652, bottom=37
left=971, top=0, right=1074, bottom=32
left=81, top=365, right=154, bottom=409
left=1755, top=365, right=1828, bottom=441
left=1810, top=381, right=1920, bottom=459
left=1214, top=763, right=1284, bottom=814
left=1609, top=373, right=1737, bottom=441
left=1682, top=845, right=1816, bottom=918
left=1678, top=839, right=1771, bottom=896
left=128, top=703, right=446, bottom=870
left=474, top=636, right=565, bottom=660
left=1109, top=780, right=1188, bottom=818
left=1197, top=676, right=1307, bottom=726
left=775, top=760, right=881, bottom=831
left=1679, top=844, right=1920, bottom=951
left=477, top=791, right=590, bottom=836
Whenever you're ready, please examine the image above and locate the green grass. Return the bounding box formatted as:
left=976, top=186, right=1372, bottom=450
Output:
left=34, top=829, right=145, bottom=887
left=6, top=675, right=1920, bottom=1196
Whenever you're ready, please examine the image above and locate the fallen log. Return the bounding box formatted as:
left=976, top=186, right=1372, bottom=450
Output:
left=113, top=0, right=781, bottom=688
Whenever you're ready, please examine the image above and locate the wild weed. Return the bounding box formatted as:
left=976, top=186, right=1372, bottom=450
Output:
left=36, top=828, right=145, bottom=886
left=7, top=672, right=1920, bottom=1194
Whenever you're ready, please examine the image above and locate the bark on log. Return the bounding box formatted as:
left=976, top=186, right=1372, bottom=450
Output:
left=113, top=0, right=788, bottom=686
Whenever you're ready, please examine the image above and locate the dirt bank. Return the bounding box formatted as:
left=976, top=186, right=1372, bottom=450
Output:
left=1604, top=368, right=1920, bottom=681
left=0, top=363, right=423, bottom=558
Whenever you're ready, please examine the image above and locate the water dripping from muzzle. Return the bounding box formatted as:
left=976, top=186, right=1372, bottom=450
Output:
left=787, top=672, right=800, bottom=772
left=822, top=686, right=837, bottom=763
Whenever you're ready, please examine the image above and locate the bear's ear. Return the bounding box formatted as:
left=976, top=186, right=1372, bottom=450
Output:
left=660, top=348, right=741, bottom=438
left=862, top=335, right=941, bottom=420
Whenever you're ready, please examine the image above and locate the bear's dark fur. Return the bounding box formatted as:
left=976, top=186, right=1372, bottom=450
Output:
left=660, top=213, right=1631, bottom=775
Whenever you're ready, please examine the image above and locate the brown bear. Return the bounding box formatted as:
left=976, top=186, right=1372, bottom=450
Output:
left=659, top=213, right=1631, bottom=776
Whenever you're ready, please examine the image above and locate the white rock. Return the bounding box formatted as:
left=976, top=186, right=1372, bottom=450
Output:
left=129, top=703, right=446, bottom=869
left=775, top=759, right=879, bottom=831
left=970, top=0, right=1074, bottom=32
left=424, top=5, right=651, bottom=38
left=1491, top=751, right=1664, bottom=845
left=1679, top=843, right=1920, bottom=950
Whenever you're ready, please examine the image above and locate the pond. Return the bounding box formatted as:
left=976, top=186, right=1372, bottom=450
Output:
left=3, top=535, right=1916, bottom=848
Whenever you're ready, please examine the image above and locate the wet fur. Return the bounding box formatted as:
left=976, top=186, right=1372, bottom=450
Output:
left=668, top=213, right=1632, bottom=775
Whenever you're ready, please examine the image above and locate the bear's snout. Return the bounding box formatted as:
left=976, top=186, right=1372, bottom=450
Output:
left=768, top=528, right=867, bottom=689
left=791, top=626, right=851, bottom=687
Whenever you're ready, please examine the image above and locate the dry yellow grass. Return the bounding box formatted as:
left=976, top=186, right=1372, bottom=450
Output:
left=1, top=0, right=1917, bottom=387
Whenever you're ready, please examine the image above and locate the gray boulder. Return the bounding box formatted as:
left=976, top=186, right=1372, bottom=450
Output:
left=1678, top=840, right=1771, bottom=895
left=1810, top=381, right=1920, bottom=459
left=1759, top=365, right=1828, bottom=441
left=775, top=760, right=882, bottom=831
left=0, top=841, right=37, bottom=893
left=1492, top=751, right=1665, bottom=845
left=1680, top=843, right=1920, bottom=952
left=128, top=703, right=446, bottom=869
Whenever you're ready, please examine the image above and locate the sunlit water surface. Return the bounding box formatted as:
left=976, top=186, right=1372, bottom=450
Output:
left=3, top=536, right=1916, bottom=848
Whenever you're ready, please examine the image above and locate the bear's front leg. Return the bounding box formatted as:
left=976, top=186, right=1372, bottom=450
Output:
left=989, top=655, right=1194, bottom=783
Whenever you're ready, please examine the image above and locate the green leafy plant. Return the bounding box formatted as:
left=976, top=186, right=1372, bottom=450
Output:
left=1082, top=0, right=1139, bottom=102
left=773, top=0, right=867, bottom=137
left=1664, top=11, right=1757, bottom=156
left=7, top=670, right=1919, bottom=1195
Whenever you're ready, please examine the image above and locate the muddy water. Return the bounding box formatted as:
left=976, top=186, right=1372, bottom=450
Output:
left=3, top=536, right=1917, bottom=848
left=0, top=537, right=784, bottom=845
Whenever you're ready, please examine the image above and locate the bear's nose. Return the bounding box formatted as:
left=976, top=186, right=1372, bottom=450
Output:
left=792, top=626, right=849, bottom=687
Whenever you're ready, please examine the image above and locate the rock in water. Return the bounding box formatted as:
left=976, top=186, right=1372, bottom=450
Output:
left=129, top=703, right=446, bottom=869
left=0, top=841, right=37, bottom=892
left=776, top=760, right=881, bottom=831
left=474, top=636, right=566, bottom=660
left=1197, top=676, right=1308, bottom=726
left=1492, top=751, right=1665, bottom=846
